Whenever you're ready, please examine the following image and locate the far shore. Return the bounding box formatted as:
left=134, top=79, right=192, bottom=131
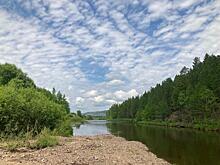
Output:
left=0, top=135, right=169, bottom=165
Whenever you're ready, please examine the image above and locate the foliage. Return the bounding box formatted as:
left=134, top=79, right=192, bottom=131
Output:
left=53, top=117, right=73, bottom=137
left=85, top=115, right=94, bottom=120
left=77, top=110, right=83, bottom=118
left=0, top=63, right=35, bottom=88
left=107, top=54, right=220, bottom=130
left=0, top=63, right=71, bottom=137
left=69, top=112, right=85, bottom=123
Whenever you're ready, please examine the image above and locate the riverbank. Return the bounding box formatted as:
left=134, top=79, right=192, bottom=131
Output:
left=107, top=119, right=220, bottom=132
left=0, top=135, right=169, bottom=165
left=137, top=120, right=220, bottom=132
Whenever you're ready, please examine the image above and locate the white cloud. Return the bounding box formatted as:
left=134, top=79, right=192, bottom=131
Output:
left=107, top=79, right=124, bottom=86
left=174, top=0, right=200, bottom=9
left=114, top=89, right=138, bottom=101
left=106, top=99, right=117, bottom=104
left=0, top=0, right=220, bottom=112
left=85, top=90, right=98, bottom=97
left=93, top=95, right=105, bottom=103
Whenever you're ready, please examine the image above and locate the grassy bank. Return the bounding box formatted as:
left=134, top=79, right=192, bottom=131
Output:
left=0, top=64, right=86, bottom=151
left=107, top=117, right=220, bottom=131
left=0, top=114, right=85, bottom=151
left=107, top=118, right=135, bottom=122
left=0, top=129, right=59, bottom=151
left=137, top=120, right=220, bottom=131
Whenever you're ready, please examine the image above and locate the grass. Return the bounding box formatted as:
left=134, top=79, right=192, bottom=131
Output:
left=0, top=115, right=84, bottom=151
left=5, top=140, right=24, bottom=152
left=0, top=128, right=59, bottom=151
left=0, top=138, right=27, bottom=152
left=32, top=129, right=59, bottom=149
left=136, top=120, right=220, bottom=132
left=107, top=118, right=135, bottom=122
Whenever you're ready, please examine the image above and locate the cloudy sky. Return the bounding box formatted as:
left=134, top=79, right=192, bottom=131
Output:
left=0, top=0, right=220, bottom=112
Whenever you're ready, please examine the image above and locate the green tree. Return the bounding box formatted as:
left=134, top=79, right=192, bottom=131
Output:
left=0, top=63, right=72, bottom=136
left=77, top=110, right=83, bottom=118
left=107, top=54, right=220, bottom=128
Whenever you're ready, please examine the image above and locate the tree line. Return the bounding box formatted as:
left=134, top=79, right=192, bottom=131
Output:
left=107, top=54, right=220, bottom=129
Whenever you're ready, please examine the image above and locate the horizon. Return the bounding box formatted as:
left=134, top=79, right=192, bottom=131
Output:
left=0, top=0, right=220, bottom=112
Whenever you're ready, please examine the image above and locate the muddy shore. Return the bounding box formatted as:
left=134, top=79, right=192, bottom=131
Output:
left=0, top=135, right=169, bottom=165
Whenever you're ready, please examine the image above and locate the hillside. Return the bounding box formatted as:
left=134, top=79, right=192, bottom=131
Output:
left=107, top=54, right=220, bottom=130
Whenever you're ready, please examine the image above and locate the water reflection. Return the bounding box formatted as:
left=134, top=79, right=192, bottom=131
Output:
left=107, top=121, right=220, bottom=165
left=73, top=120, right=220, bottom=165
left=73, top=120, right=110, bottom=136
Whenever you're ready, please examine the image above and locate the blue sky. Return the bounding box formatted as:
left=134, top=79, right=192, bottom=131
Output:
left=0, top=0, right=220, bottom=112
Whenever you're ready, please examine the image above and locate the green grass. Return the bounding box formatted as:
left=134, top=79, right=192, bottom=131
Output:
left=5, top=140, right=23, bottom=152
left=107, top=118, right=135, bottom=122
left=0, top=138, right=27, bottom=152
left=0, top=128, right=59, bottom=151
left=32, top=130, right=59, bottom=149
left=136, top=120, right=220, bottom=132
left=0, top=115, right=85, bottom=151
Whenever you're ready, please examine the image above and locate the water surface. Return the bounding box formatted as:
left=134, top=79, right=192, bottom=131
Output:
left=73, top=120, right=220, bottom=165
left=73, top=120, right=110, bottom=136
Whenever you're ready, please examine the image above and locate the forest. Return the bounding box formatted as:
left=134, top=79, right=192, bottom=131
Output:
left=0, top=63, right=73, bottom=137
left=107, top=54, right=220, bottom=130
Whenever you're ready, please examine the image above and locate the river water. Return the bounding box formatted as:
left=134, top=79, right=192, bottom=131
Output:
left=73, top=120, right=220, bottom=165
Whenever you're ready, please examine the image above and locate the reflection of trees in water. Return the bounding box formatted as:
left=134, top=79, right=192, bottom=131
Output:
left=106, top=122, right=220, bottom=165
left=74, top=121, right=109, bottom=136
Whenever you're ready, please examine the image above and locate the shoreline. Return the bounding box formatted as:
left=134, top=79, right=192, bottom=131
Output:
left=106, top=119, right=220, bottom=132
left=0, top=135, right=169, bottom=165
left=136, top=120, right=220, bottom=132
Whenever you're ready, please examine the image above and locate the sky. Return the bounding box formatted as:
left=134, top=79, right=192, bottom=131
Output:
left=0, top=0, right=220, bottom=112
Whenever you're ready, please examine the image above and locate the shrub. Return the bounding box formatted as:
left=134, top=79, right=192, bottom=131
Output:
left=0, top=63, right=72, bottom=137
left=53, top=118, right=73, bottom=137
left=0, top=86, right=69, bottom=136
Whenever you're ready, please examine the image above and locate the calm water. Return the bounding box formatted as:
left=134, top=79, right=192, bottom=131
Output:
left=73, top=120, right=220, bottom=165
left=73, top=120, right=110, bottom=136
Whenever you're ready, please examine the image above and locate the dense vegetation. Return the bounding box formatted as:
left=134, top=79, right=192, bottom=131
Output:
left=0, top=63, right=73, bottom=137
left=107, top=54, right=220, bottom=130
left=84, top=110, right=107, bottom=120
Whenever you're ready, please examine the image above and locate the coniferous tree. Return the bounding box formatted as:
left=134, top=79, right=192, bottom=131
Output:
left=107, top=54, right=220, bottom=128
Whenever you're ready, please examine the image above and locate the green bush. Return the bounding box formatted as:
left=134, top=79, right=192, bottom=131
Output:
left=0, top=63, right=72, bottom=137
left=0, top=86, right=69, bottom=136
left=53, top=118, right=73, bottom=137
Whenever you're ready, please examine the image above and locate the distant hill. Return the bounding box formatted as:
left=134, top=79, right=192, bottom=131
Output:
left=84, top=110, right=106, bottom=117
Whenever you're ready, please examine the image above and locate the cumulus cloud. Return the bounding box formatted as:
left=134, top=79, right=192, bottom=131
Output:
left=107, top=79, right=124, bottom=86
left=0, top=0, right=220, bottom=112
left=85, top=90, right=98, bottom=97
left=114, top=89, right=139, bottom=101
left=92, top=95, right=105, bottom=103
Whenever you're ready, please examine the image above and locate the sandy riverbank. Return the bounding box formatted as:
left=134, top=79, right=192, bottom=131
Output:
left=0, top=135, right=169, bottom=165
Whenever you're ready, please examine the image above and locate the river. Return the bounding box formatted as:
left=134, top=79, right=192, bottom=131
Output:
left=73, top=120, right=220, bottom=165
